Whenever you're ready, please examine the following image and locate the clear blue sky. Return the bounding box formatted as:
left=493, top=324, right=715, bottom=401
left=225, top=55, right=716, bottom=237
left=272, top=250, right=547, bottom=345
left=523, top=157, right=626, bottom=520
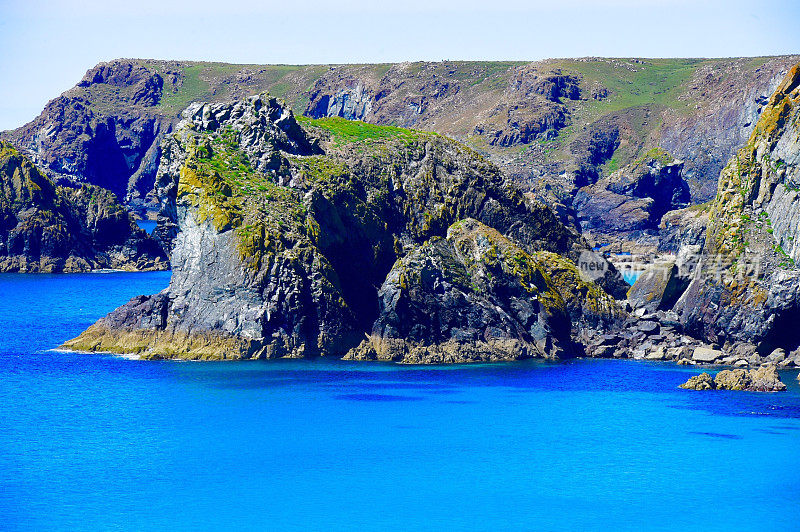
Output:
left=1, top=0, right=799, bottom=131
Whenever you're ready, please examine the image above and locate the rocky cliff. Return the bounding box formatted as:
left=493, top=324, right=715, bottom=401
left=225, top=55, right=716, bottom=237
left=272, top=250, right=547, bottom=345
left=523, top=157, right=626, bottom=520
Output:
left=574, top=148, right=690, bottom=238
left=675, top=63, right=800, bottom=355
left=3, top=57, right=796, bottom=241
left=1, top=62, right=174, bottom=213
left=0, top=142, right=167, bottom=272
left=63, top=95, right=627, bottom=361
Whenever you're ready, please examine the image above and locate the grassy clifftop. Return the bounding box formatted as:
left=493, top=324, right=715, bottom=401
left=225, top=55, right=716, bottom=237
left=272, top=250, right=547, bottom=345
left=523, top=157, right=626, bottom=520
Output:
left=5, top=55, right=797, bottom=215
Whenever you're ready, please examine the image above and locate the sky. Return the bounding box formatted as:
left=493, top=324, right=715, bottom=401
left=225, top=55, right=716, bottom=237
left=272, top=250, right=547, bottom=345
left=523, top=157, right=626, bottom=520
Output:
left=1, top=0, right=799, bottom=131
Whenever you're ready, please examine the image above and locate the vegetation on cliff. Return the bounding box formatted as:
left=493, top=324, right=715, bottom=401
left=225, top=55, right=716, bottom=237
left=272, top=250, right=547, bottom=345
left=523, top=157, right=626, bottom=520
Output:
left=64, top=95, right=626, bottom=361
left=676, top=63, right=800, bottom=352
left=0, top=142, right=167, bottom=272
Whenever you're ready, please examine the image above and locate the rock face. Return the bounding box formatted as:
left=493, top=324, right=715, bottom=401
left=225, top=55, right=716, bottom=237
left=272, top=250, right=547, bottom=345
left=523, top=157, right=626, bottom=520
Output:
left=63, top=95, right=627, bottom=361
left=679, top=365, right=787, bottom=392
left=0, top=142, right=167, bottom=272
left=658, top=204, right=709, bottom=252
left=1, top=61, right=173, bottom=212
left=627, top=260, right=689, bottom=314
left=575, top=148, right=690, bottom=235
left=675, top=63, right=800, bottom=355
left=346, top=218, right=622, bottom=363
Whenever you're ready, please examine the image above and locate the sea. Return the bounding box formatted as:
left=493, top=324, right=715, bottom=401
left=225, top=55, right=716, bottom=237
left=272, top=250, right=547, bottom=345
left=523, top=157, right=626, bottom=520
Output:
left=1, top=270, right=799, bottom=531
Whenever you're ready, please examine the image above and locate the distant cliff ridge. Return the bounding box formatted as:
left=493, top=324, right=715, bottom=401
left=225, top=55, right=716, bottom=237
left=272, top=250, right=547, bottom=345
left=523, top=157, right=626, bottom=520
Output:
left=2, top=56, right=796, bottom=247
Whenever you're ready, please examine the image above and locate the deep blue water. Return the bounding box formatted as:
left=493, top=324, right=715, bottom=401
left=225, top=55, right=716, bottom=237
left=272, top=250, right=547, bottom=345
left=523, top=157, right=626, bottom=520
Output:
left=1, top=272, right=800, bottom=530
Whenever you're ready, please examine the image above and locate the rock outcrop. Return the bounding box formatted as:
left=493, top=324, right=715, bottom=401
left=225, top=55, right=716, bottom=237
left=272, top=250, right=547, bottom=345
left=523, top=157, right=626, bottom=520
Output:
left=574, top=148, right=690, bottom=236
left=346, top=218, right=622, bottom=363
left=626, top=260, right=688, bottom=314
left=680, top=365, right=787, bottom=392
left=0, top=141, right=167, bottom=272
left=1, top=61, right=173, bottom=212
left=63, top=95, right=627, bottom=361
left=675, top=63, right=800, bottom=355
left=658, top=204, right=709, bottom=252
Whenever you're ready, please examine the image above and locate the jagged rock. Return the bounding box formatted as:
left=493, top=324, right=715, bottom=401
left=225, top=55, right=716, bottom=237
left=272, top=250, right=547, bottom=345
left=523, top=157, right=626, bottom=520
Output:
left=692, top=346, right=724, bottom=363
left=715, top=365, right=786, bottom=391
left=659, top=205, right=709, bottom=252
left=713, top=369, right=752, bottom=390
left=348, top=218, right=623, bottom=363
left=0, top=142, right=167, bottom=272
left=627, top=261, right=689, bottom=313
left=766, top=348, right=786, bottom=364
left=64, top=95, right=625, bottom=361
left=749, top=364, right=788, bottom=391
left=574, top=148, right=690, bottom=235
left=1, top=60, right=169, bottom=211
left=679, top=372, right=715, bottom=390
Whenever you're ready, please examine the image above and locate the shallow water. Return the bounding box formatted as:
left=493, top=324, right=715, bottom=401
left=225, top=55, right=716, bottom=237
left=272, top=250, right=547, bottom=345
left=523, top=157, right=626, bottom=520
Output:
left=1, top=272, right=799, bottom=530
left=622, top=269, right=643, bottom=285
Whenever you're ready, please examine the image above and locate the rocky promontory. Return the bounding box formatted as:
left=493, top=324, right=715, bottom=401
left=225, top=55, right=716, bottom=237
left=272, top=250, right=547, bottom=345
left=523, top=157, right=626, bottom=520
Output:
left=0, top=142, right=167, bottom=272
left=63, top=94, right=628, bottom=361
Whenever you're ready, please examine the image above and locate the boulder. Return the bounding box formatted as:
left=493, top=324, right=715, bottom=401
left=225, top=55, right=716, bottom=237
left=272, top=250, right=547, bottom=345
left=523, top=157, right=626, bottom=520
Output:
left=679, top=372, right=715, bottom=390
left=627, top=261, right=688, bottom=313
left=714, top=369, right=752, bottom=390
left=747, top=365, right=787, bottom=392
left=692, top=346, right=724, bottom=363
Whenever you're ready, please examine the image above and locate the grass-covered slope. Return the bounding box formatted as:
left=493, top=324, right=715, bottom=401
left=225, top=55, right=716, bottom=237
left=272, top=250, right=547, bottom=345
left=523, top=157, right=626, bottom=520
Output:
left=4, top=56, right=797, bottom=218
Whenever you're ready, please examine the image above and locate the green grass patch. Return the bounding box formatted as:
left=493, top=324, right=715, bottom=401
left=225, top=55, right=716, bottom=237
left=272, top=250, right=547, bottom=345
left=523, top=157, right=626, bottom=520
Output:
left=298, top=116, right=422, bottom=144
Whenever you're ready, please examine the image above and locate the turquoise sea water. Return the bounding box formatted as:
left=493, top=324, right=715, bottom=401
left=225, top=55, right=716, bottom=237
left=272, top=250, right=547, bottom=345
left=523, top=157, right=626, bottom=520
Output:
left=1, top=272, right=800, bottom=531
left=622, top=269, right=643, bottom=285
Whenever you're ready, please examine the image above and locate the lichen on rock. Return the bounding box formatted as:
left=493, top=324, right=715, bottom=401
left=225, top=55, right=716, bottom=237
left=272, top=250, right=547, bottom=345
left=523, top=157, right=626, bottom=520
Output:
left=675, top=63, right=800, bottom=353
left=346, top=218, right=623, bottom=363
left=679, top=364, right=787, bottom=392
